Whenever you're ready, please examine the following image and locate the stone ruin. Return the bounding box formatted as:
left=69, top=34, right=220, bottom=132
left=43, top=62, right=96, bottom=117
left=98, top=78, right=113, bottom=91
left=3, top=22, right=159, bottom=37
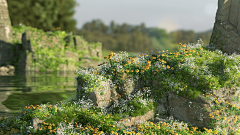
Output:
left=0, top=0, right=14, bottom=75
left=0, top=0, right=103, bottom=76
left=3, top=0, right=240, bottom=134
left=0, top=0, right=12, bottom=43
left=208, top=0, right=240, bottom=56
left=75, top=71, right=240, bottom=134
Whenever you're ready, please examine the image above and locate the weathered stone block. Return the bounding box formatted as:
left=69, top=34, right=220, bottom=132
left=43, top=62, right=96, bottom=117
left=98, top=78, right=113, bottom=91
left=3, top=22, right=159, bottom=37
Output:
left=0, top=40, right=15, bottom=67
left=209, top=0, right=240, bottom=56
left=0, top=64, right=14, bottom=76
left=0, top=0, right=13, bottom=43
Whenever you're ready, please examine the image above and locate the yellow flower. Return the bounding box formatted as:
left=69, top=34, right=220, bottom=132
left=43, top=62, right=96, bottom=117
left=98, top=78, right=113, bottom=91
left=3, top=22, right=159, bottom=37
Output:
left=54, top=106, right=57, bottom=112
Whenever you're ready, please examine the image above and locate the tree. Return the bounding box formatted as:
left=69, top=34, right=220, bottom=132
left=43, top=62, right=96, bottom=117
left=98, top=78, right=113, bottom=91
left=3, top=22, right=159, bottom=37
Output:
left=50, top=0, right=79, bottom=35
left=81, top=23, right=91, bottom=31
left=7, top=0, right=32, bottom=27
left=110, top=21, right=115, bottom=35
left=120, top=23, right=128, bottom=34
left=169, top=30, right=196, bottom=45
left=97, top=23, right=108, bottom=34
left=125, top=26, right=154, bottom=54
left=169, top=30, right=184, bottom=44
left=139, top=23, right=147, bottom=34
left=90, top=20, right=97, bottom=32
left=7, top=0, right=79, bottom=35
left=147, top=28, right=169, bottom=40
left=115, top=24, right=121, bottom=33
left=115, top=34, right=131, bottom=51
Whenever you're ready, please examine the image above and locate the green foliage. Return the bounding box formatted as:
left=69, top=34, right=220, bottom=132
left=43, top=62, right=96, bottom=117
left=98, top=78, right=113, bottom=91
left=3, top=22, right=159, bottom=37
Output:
left=63, top=95, right=156, bottom=134
left=147, top=28, right=170, bottom=40
left=169, top=30, right=196, bottom=45
left=43, top=110, right=77, bottom=130
left=7, top=0, right=79, bottom=35
left=71, top=108, right=118, bottom=134
left=127, top=96, right=154, bottom=117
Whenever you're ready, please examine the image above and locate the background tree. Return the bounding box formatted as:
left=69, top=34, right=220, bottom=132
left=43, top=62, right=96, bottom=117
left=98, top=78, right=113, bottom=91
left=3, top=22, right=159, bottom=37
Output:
left=109, top=21, right=116, bottom=36
left=120, top=23, right=128, bottom=34
left=96, top=23, right=108, bottom=34
left=90, top=20, right=97, bottom=32
left=139, top=23, right=147, bottom=34
left=129, top=26, right=154, bottom=53
left=115, top=24, right=121, bottom=33
left=169, top=30, right=200, bottom=45
left=81, top=22, right=91, bottom=31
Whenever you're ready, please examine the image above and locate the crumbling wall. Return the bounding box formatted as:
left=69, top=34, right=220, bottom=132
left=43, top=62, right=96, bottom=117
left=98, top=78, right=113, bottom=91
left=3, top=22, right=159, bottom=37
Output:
left=0, top=0, right=103, bottom=75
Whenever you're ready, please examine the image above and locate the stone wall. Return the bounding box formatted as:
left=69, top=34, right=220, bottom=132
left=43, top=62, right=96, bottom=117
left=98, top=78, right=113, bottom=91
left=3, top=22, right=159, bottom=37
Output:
left=208, top=0, right=240, bottom=55
left=0, top=0, right=15, bottom=71
left=0, top=26, right=103, bottom=75
left=0, top=0, right=103, bottom=75
left=0, top=0, right=12, bottom=43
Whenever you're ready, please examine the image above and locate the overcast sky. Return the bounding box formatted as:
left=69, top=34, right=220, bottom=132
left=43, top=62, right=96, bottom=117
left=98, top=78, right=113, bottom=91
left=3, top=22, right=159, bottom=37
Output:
left=73, top=0, right=218, bottom=34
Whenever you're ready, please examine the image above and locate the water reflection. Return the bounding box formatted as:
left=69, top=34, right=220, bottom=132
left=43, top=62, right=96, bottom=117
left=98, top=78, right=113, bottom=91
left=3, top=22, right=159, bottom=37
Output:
left=0, top=70, right=80, bottom=119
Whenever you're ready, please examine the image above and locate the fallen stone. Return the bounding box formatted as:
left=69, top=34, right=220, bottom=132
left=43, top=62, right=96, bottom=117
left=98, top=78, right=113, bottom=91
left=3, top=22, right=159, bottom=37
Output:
left=0, top=64, right=15, bottom=76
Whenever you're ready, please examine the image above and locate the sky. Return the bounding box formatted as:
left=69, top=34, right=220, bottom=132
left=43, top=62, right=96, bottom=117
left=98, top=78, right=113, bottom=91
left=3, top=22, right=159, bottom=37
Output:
left=73, top=0, right=218, bottom=34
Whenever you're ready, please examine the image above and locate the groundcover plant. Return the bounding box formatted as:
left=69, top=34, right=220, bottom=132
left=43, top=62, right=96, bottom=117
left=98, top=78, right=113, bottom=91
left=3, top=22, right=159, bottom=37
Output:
left=1, top=38, right=240, bottom=135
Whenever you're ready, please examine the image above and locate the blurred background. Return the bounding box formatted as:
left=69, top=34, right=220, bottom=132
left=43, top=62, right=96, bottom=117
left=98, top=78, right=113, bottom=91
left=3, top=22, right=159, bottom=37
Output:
left=7, top=0, right=218, bottom=57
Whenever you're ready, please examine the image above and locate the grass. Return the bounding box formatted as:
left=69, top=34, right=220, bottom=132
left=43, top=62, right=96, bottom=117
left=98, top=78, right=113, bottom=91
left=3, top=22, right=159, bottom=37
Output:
left=1, top=39, right=240, bottom=135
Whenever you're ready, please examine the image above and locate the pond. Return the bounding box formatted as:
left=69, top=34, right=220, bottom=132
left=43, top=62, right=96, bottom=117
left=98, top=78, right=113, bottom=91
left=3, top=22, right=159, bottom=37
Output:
left=0, top=70, right=81, bottom=120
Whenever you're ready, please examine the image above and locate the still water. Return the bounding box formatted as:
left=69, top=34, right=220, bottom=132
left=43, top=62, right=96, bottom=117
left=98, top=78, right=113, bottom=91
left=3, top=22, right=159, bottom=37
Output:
left=0, top=70, right=81, bottom=120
